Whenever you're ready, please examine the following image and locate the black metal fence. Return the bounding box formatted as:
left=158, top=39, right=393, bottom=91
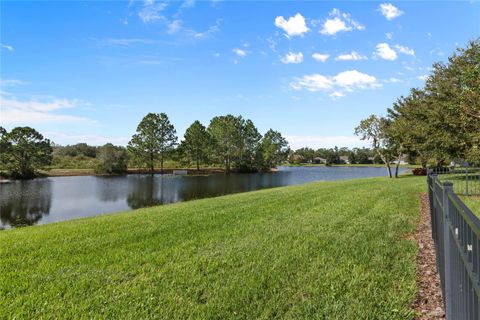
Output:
left=428, top=173, right=480, bottom=319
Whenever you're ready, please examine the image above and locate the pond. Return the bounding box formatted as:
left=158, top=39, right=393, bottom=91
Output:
left=0, top=166, right=408, bottom=229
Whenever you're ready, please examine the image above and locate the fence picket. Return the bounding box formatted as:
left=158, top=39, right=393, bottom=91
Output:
left=428, top=172, right=480, bottom=319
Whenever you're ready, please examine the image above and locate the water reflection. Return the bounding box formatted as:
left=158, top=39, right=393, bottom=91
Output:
left=0, top=179, right=52, bottom=228
left=0, top=166, right=409, bottom=229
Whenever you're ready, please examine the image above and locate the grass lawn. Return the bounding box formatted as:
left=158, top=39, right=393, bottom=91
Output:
left=461, top=196, right=480, bottom=216
left=0, top=176, right=425, bottom=319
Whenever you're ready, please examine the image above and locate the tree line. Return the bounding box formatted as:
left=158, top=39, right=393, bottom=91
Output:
left=0, top=114, right=289, bottom=178
left=355, top=39, right=480, bottom=178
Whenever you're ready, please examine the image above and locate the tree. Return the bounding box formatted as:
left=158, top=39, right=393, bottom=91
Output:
left=95, top=143, right=128, bottom=174
left=179, top=120, right=211, bottom=171
left=260, top=129, right=289, bottom=169
left=355, top=115, right=394, bottom=178
left=207, top=115, right=244, bottom=173
left=238, top=119, right=262, bottom=172
left=0, top=127, right=52, bottom=179
left=128, top=113, right=177, bottom=173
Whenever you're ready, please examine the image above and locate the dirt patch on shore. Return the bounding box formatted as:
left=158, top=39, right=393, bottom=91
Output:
left=412, top=194, right=445, bottom=319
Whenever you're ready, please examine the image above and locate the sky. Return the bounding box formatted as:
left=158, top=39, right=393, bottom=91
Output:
left=1, top=0, right=479, bottom=149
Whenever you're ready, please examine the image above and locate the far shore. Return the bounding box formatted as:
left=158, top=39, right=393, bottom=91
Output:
left=0, top=164, right=416, bottom=180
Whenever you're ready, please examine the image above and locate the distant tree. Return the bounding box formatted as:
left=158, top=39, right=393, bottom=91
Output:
left=61, top=143, right=97, bottom=158
left=179, top=120, right=211, bottom=171
left=348, top=151, right=357, bottom=165
left=95, top=143, right=128, bottom=174
left=355, top=148, right=373, bottom=164
left=355, top=115, right=394, bottom=178
left=207, top=115, right=244, bottom=173
left=238, top=119, right=262, bottom=172
left=260, top=129, right=289, bottom=169
left=0, top=126, right=52, bottom=179
left=128, top=113, right=177, bottom=173
left=325, top=147, right=341, bottom=165
left=294, top=147, right=315, bottom=163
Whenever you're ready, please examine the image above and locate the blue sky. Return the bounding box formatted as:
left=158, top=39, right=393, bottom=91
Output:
left=1, top=1, right=479, bottom=149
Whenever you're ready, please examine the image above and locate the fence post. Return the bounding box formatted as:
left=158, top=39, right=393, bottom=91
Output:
left=442, top=181, right=454, bottom=319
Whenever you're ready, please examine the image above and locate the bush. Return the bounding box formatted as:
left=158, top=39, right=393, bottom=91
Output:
left=95, top=143, right=128, bottom=174
left=412, top=168, right=427, bottom=176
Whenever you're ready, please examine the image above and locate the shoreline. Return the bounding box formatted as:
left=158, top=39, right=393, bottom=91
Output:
left=0, top=164, right=413, bottom=180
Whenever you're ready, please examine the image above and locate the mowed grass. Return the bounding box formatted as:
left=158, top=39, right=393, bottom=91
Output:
left=0, top=176, right=425, bottom=319
left=461, top=196, right=480, bottom=216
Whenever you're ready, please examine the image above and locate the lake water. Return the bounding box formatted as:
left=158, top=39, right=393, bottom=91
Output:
left=0, top=166, right=408, bottom=229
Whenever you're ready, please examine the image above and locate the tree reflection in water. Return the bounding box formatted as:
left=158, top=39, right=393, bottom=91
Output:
left=0, top=179, right=52, bottom=227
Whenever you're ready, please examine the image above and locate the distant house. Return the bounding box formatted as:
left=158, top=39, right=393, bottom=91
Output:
left=339, top=156, right=350, bottom=164
left=313, top=157, right=326, bottom=164
left=391, top=155, right=409, bottom=165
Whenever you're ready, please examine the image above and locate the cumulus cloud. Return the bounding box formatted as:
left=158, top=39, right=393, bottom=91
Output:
left=233, top=48, right=247, bottom=57
left=312, top=53, right=330, bottom=62
left=385, top=32, right=393, bottom=39
left=319, top=9, right=364, bottom=36
left=0, top=94, right=91, bottom=125
left=379, top=3, right=404, bottom=20
left=375, top=43, right=398, bottom=60
left=280, top=52, right=304, bottom=64
left=290, top=69, right=380, bottom=98
left=394, top=44, right=415, bottom=56
left=335, top=51, right=367, bottom=61
left=274, top=13, right=309, bottom=37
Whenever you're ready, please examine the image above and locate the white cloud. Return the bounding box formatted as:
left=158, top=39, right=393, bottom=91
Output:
left=385, top=77, right=403, bottom=83
left=0, top=94, right=91, bottom=125
left=281, top=52, right=304, bottom=64
left=233, top=48, right=247, bottom=57
left=285, top=135, right=367, bottom=149
left=167, top=19, right=182, bottom=34
left=44, top=132, right=130, bottom=146
left=290, top=74, right=333, bottom=92
left=375, top=43, right=398, bottom=60
left=394, top=44, right=415, bottom=56
left=329, top=91, right=345, bottom=99
left=0, top=79, right=25, bottom=87
left=385, top=32, right=393, bottom=39
left=185, top=19, right=221, bottom=39
left=290, top=69, right=380, bottom=97
left=319, top=9, right=364, bottom=36
left=138, top=1, right=168, bottom=23
left=335, top=51, right=367, bottom=61
left=379, top=3, right=404, bottom=20
left=1, top=43, right=14, bottom=51
left=312, top=53, right=330, bottom=62
left=274, top=13, right=309, bottom=37
left=333, top=70, right=378, bottom=88
left=417, top=74, right=429, bottom=81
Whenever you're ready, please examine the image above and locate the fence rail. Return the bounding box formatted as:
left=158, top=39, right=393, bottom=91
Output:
left=428, top=173, right=480, bottom=319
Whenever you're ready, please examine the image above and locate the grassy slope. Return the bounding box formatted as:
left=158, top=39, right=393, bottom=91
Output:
left=0, top=176, right=425, bottom=319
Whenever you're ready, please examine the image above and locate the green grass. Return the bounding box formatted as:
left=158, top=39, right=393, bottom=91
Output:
left=0, top=176, right=425, bottom=319
left=460, top=196, right=480, bottom=216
